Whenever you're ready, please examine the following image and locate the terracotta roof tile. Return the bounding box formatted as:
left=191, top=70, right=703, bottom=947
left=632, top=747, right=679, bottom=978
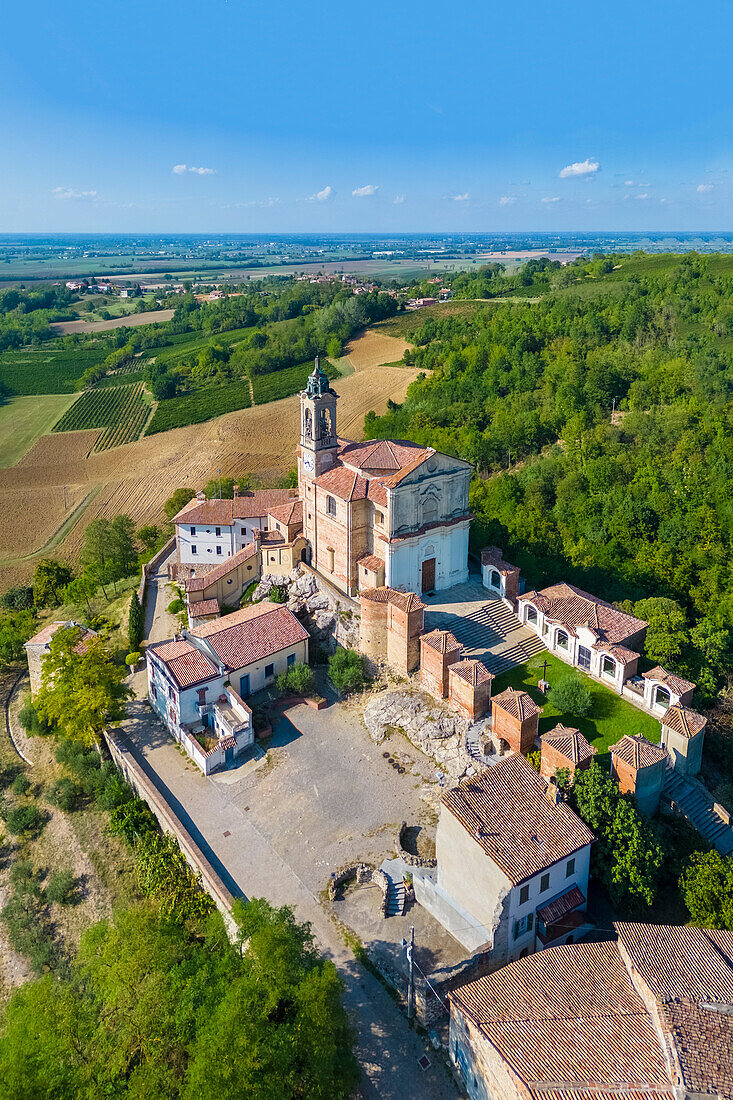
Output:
left=268, top=499, right=303, bottom=526
left=592, top=641, right=640, bottom=663
left=190, top=598, right=220, bottom=617
left=642, top=665, right=696, bottom=696
left=174, top=489, right=297, bottom=526
left=359, top=586, right=425, bottom=612
left=192, top=604, right=309, bottom=670
left=610, top=734, right=668, bottom=769
left=542, top=724, right=596, bottom=765
left=662, top=704, right=707, bottom=738
left=149, top=638, right=220, bottom=688
left=421, top=628, right=462, bottom=655
left=480, top=546, right=519, bottom=574
left=518, top=582, right=647, bottom=645
left=449, top=659, right=493, bottom=686
left=357, top=553, right=384, bottom=572
left=441, top=755, right=594, bottom=884
left=314, top=464, right=369, bottom=501
left=186, top=542, right=258, bottom=592
left=536, top=884, right=586, bottom=925
left=492, top=686, right=542, bottom=721
left=337, top=437, right=429, bottom=475
left=614, top=923, right=733, bottom=1003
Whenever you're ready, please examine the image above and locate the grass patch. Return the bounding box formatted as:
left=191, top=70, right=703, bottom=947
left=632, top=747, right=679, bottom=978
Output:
left=0, top=393, right=80, bottom=467
left=492, top=651, right=661, bottom=759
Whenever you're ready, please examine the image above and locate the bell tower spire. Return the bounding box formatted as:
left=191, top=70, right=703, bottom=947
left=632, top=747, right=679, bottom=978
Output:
left=299, top=356, right=338, bottom=482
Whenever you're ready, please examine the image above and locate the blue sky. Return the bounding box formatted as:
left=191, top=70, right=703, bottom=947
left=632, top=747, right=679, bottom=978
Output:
left=2, top=0, right=733, bottom=232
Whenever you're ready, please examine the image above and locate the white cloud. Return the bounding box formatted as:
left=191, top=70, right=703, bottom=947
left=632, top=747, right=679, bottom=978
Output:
left=541, top=196, right=560, bottom=204
left=352, top=184, right=379, bottom=197
left=697, top=183, right=714, bottom=193
left=52, top=187, right=98, bottom=201
left=393, top=194, right=406, bottom=204
left=499, top=195, right=516, bottom=206
left=451, top=193, right=469, bottom=202
left=624, top=180, right=634, bottom=186
left=172, top=164, right=216, bottom=175
left=559, top=158, right=599, bottom=178
left=636, top=192, right=649, bottom=200
left=309, top=185, right=334, bottom=202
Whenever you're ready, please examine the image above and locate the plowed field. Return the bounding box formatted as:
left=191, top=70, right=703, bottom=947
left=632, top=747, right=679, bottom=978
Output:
left=0, top=329, right=417, bottom=587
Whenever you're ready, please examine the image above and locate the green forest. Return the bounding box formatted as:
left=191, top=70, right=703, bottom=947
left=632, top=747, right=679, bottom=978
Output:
left=367, top=253, right=733, bottom=699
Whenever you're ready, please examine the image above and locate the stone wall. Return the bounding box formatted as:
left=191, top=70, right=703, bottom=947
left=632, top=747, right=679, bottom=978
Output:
left=397, top=820, right=437, bottom=868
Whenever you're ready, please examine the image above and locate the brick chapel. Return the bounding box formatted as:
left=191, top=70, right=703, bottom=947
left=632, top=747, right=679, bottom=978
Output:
left=297, top=359, right=472, bottom=598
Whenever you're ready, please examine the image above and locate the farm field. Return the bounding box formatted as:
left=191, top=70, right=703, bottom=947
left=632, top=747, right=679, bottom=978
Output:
left=146, top=379, right=251, bottom=434
left=52, top=382, right=151, bottom=451
left=251, top=359, right=337, bottom=405
left=50, top=308, right=175, bottom=335
left=0, top=393, right=79, bottom=467
left=0, top=327, right=418, bottom=587
left=0, top=346, right=108, bottom=395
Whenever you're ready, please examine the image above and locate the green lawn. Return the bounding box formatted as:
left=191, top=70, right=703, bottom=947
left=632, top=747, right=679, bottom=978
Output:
left=0, top=393, right=80, bottom=467
left=491, top=651, right=662, bottom=761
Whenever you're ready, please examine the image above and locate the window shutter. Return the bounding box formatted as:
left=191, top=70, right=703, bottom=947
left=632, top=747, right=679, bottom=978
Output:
left=528, top=912, right=534, bottom=931
left=513, top=921, right=519, bottom=941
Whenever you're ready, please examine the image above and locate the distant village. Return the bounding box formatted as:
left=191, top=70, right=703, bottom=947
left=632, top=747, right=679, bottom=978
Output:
left=23, top=357, right=733, bottom=1098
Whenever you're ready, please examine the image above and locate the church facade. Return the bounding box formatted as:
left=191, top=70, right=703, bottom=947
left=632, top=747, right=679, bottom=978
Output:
left=297, top=359, right=472, bottom=597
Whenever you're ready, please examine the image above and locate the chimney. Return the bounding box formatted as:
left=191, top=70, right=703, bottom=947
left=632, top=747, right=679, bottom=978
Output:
left=195, top=490, right=206, bottom=502
left=233, top=486, right=240, bottom=499
left=253, top=528, right=261, bottom=551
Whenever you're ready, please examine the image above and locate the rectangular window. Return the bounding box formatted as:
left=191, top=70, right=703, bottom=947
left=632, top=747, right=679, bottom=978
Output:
left=215, top=526, right=221, bottom=537
left=191, top=545, right=197, bottom=555
left=287, top=653, right=296, bottom=668
left=566, top=858, right=576, bottom=878
left=513, top=912, right=535, bottom=940
left=190, top=526, right=196, bottom=536
left=540, top=873, right=550, bottom=893
left=216, top=546, right=222, bottom=556
left=327, top=496, right=336, bottom=516
left=577, top=645, right=591, bottom=671
left=265, top=663, right=274, bottom=679
left=519, top=884, right=529, bottom=905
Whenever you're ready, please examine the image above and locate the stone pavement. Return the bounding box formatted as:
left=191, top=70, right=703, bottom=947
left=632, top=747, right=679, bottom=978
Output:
left=143, top=546, right=179, bottom=644
left=121, top=690, right=460, bottom=1100
left=422, top=575, right=545, bottom=674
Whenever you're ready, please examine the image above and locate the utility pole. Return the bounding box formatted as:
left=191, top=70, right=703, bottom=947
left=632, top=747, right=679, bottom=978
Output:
left=507, top=448, right=511, bottom=471
left=611, top=396, right=616, bottom=420
left=407, top=925, right=415, bottom=1022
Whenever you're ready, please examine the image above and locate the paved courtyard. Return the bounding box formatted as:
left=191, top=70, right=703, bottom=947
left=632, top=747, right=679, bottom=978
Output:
left=422, top=573, right=545, bottom=674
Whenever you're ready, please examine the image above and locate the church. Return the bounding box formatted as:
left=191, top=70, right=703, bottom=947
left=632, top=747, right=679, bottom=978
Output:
left=297, top=358, right=472, bottom=597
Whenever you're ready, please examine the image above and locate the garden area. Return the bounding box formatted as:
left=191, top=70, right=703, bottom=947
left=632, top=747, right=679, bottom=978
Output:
left=492, top=650, right=662, bottom=759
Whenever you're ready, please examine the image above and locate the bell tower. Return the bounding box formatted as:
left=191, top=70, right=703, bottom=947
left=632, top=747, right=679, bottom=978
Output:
left=299, top=357, right=338, bottom=481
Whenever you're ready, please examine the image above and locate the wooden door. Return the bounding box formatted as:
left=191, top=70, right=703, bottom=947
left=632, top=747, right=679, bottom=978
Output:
left=421, top=557, right=436, bottom=594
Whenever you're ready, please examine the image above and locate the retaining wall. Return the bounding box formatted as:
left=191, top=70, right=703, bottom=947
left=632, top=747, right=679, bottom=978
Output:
left=138, top=536, right=177, bottom=606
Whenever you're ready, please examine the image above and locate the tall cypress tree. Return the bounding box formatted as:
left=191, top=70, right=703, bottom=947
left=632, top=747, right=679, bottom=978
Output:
left=128, top=590, right=144, bottom=651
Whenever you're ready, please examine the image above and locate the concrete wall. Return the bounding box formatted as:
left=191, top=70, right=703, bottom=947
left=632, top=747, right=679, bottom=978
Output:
left=436, top=809, right=511, bottom=948
left=611, top=754, right=666, bottom=815
left=661, top=725, right=704, bottom=777
left=177, top=517, right=269, bottom=565
left=262, top=536, right=307, bottom=577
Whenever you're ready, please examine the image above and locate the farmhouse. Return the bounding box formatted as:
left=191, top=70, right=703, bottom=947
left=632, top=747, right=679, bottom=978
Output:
left=146, top=602, right=309, bottom=773
left=298, top=358, right=472, bottom=597
left=25, top=620, right=98, bottom=696
left=173, top=488, right=299, bottom=567
left=517, top=582, right=647, bottom=689
left=449, top=923, right=733, bottom=1100
left=415, top=754, right=594, bottom=960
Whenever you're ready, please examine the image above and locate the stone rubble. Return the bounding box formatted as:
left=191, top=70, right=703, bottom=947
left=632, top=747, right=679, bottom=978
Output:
left=363, top=688, right=487, bottom=780
left=252, top=568, right=361, bottom=652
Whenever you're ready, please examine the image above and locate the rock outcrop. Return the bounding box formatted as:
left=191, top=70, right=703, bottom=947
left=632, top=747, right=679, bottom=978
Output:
left=252, top=568, right=360, bottom=652
left=363, top=688, right=485, bottom=779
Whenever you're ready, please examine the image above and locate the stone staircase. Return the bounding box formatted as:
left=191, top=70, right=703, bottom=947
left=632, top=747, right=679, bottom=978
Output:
left=383, top=867, right=406, bottom=917
left=466, top=728, right=484, bottom=763
left=451, top=600, right=546, bottom=674
left=663, top=768, right=733, bottom=855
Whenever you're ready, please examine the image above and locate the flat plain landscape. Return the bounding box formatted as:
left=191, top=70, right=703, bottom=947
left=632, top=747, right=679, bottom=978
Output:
left=0, top=329, right=416, bottom=588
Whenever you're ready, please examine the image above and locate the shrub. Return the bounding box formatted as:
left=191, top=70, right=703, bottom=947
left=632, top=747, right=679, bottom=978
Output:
left=167, top=598, right=185, bottom=614
left=45, top=870, right=80, bottom=906
left=239, top=580, right=259, bottom=607
left=95, top=773, right=133, bottom=812
left=18, top=698, right=51, bottom=736
left=5, top=805, right=46, bottom=837
left=526, top=749, right=541, bottom=770
left=46, top=777, right=82, bottom=813
left=1, top=584, right=34, bottom=611
left=125, top=651, right=142, bottom=666
left=268, top=585, right=287, bottom=604
left=108, top=797, right=158, bottom=846
left=11, top=774, right=30, bottom=797
left=548, top=675, right=592, bottom=717
left=328, top=647, right=366, bottom=694
left=277, top=662, right=314, bottom=696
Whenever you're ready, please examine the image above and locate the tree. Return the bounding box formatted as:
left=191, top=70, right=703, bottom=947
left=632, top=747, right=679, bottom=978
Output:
left=137, top=524, right=161, bottom=552
left=0, top=584, right=34, bottom=611
left=61, top=572, right=97, bottom=616
left=681, top=851, right=733, bottom=929
left=164, top=487, right=196, bottom=522
left=0, top=610, right=36, bottom=666
left=109, top=514, right=138, bottom=579
left=0, top=900, right=359, bottom=1099
left=128, top=590, right=144, bottom=651
left=328, top=648, right=366, bottom=694
left=33, top=626, right=130, bottom=746
left=633, top=597, right=688, bottom=667
left=33, top=559, right=73, bottom=609
left=548, top=675, right=592, bottom=717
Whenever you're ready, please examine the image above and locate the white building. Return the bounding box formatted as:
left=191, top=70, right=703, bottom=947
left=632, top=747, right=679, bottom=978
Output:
left=517, top=582, right=648, bottom=691
left=173, top=488, right=299, bottom=567
left=414, top=754, right=594, bottom=961
left=146, top=602, right=309, bottom=774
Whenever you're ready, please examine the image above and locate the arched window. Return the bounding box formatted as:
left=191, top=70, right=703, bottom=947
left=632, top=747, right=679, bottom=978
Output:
left=422, top=494, right=438, bottom=526
left=326, top=496, right=336, bottom=516
left=556, top=630, right=569, bottom=650
left=303, top=408, right=313, bottom=439
left=489, top=569, right=501, bottom=590
left=526, top=605, right=538, bottom=625
left=602, top=655, right=616, bottom=678
left=655, top=686, right=671, bottom=709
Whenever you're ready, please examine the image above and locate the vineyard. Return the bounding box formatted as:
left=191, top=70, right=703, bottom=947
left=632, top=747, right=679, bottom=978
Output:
left=251, top=359, right=338, bottom=405
left=52, top=382, right=151, bottom=451
left=145, top=378, right=252, bottom=435
left=0, top=346, right=108, bottom=395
